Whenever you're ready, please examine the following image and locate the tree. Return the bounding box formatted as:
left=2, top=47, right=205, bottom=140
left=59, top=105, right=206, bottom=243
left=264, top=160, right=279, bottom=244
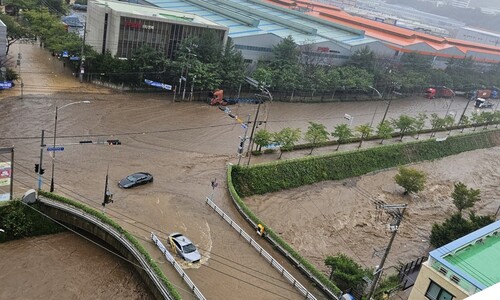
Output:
left=460, top=115, right=471, bottom=133
left=24, top=9, right=66, bottom=47
left=470, top=111, right=483, bottom=131
left=195, top=30, right=223, bottom=64
left=414, top=112, right=427, bottom=139
left=332, top=124, right=353, bottom=151
left=348, top=46, right=375, bottom=72
left=0, top=14, right=31, bottom=55
left=430, top=213, right=473, bottom=248
left=376, top=120, right=394, bottom=144
left=304, top=122, right=329, bottom=154
left=480, top=111, right=495, bottom=130
left=270, top=36, right=300, bottom=91
left=253, top=129, right=273, bottom=152
left=429, top=113, right=445, bottom=137
left=325, top=254, right=370, bottom=292
left=355, top=123, right=372, bottom=148
left=452, top=182, right=481, bottom=216
left=274, top=127, right=301, bottom=159
left=443, top=114, right=455, bottom=133
left=220, top=38, right=245, bottom=89
left=394, top=166, right=426, bottom=195
left=430, top=212, right=494, bottom=248
left=391, top=115, right=415, bottom=141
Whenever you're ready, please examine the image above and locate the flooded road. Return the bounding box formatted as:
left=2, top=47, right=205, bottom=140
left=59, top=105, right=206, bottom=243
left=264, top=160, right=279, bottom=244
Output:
left=0, top=43, right=494, bottom=299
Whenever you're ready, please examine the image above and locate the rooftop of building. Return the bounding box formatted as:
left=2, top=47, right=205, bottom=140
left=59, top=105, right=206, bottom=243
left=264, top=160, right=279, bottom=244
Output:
left=144, top=0, right=378, bottom=47
left=430, top=220, right=500, bottom=291
left=91, top=0, right=224, bottom=27
left=267, top=0, right=500, bottom=63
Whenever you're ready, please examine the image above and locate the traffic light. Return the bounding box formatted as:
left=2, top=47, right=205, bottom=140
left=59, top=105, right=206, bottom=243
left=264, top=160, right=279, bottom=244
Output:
left=238, top=138, right=244, bottom=154
left=40, top=168, right=45, bottom=175
left=102, top=191, right=113, bottom=207
left=107, top=139, right=121, bottom=145
left=35, top=164, right=39, bottom=173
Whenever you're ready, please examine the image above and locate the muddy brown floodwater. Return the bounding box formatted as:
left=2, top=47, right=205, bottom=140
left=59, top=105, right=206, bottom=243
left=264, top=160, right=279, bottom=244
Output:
left=1, top=42, right=498, bottom=300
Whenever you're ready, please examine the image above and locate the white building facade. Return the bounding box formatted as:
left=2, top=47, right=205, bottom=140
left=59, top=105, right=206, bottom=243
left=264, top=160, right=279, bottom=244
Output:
left=86, top=0, right=228, bottom=59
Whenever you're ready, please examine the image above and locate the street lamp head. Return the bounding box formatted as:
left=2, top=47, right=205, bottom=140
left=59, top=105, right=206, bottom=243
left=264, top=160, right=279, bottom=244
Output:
left=82, top=100, right=91, bottom=104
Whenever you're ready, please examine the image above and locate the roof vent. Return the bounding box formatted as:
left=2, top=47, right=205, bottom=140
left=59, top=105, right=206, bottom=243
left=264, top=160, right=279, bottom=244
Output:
left=438, top=267, right=448, bottom=276
left=450, top=275, right=461, bottom=284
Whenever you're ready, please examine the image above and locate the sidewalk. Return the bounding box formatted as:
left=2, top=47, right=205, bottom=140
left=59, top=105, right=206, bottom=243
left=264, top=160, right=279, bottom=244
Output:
left=2, top=42, right=110, bottom=99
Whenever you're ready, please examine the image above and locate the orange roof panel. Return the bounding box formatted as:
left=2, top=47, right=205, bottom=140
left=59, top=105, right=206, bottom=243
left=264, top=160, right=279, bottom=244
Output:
left=265, top=0, right=500, bottom=62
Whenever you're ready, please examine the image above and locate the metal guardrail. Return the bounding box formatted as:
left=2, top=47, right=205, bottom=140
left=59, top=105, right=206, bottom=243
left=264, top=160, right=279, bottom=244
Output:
left=225, top=186, right=341, bottom=300
left=206, top=197, right=317, bottom=300
left=151, top=233, right=206, bottom=300
left=39, top=197, right=174, bottom=300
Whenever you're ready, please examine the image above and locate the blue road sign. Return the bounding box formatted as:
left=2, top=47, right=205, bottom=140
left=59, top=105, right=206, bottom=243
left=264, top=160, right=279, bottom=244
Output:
left=0, top=81, right=13, bottom=90
left=144, top=79, right=172, bottom=90
left=47, top=147, right=65, bottom=152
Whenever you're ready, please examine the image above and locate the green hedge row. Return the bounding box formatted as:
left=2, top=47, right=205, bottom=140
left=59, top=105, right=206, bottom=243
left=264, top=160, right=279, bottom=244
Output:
left=38, top=191, right=182, bottom=300
left=233, top=130, right=500, bottom=197
left=227, top=129, right=500, bottom=297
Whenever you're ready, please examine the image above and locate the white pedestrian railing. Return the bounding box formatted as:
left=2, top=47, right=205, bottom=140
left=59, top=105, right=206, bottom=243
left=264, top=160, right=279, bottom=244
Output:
left=206, top=197, right=317, bottom=300
left=151, top=233, right=206, bottom=300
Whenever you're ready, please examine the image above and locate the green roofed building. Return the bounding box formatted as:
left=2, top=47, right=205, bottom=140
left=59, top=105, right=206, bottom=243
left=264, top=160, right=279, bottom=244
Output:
left=409, top=220, right=500, bottom=300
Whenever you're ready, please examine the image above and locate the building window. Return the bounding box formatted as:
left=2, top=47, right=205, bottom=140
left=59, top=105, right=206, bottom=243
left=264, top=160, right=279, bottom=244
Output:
left=425, top=281, right=454, bottom=300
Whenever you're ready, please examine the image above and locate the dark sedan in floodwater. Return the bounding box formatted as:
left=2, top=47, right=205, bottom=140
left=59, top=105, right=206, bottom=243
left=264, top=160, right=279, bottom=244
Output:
left=118, top=172, right=153, bottom=188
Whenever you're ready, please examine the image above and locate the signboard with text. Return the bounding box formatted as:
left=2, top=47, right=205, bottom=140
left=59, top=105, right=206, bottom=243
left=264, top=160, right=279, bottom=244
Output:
left=144, top=79, right=172, bottom=90
left=0, top=161, right=11, bottom=201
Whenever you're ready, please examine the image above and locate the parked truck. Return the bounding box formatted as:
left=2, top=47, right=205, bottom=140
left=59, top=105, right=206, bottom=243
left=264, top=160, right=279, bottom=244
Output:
left=208, top=89, right=261, bottom=106
left=474, top=98, right=494, bottom=109
left=466, top=87, right=499, bottom=100
left=424, top=86, right=455, bottom=99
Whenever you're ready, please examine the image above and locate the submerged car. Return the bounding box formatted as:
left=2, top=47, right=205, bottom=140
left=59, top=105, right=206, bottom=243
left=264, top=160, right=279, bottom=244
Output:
left=169, top=233, right=201, bottom=263
left=118, top=172, right=153, bottom=188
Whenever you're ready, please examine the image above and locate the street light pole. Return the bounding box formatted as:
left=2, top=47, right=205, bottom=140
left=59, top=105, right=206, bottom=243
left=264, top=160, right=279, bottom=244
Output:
left=79, top=16, right=87, bottom=83
left=50, top=101, right=91, bottom=192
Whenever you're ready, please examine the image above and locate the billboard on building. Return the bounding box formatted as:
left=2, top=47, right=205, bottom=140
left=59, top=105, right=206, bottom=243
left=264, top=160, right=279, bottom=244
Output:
left=0, top=162, right=11, bottom=201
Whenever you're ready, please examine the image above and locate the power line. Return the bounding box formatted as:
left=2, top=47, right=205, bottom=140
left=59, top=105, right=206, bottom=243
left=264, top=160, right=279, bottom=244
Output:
left=6, top=159, right=310, bottom=297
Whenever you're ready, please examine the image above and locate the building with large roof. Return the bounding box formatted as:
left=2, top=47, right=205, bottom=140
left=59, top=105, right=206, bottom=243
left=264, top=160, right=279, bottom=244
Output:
left=0, top=19, right=6, bottom=59
left=88, top=0, right=500, bottom=67
left=142, top=0, right=394, bottom=65
left=267, top=0, right=500, bottom=65
left=408, top=220, right=500, bottom=300
left=86, top=0, right=228, bottom=59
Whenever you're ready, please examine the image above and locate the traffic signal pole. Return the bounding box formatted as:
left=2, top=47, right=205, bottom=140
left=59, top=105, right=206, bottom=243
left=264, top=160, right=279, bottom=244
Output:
left=38, top=130, right=45, bottom=190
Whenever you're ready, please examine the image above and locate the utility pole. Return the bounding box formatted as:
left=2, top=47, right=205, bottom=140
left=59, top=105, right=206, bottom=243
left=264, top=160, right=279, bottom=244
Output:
left=246, top=97, right=263, bottom=166
left=366, top=204, right=407, bottom=300
left=237, top=114, right=251, bottom=166
left=38, top=130, right=45, bottom=190
left=380, top=98, right=392, bottom=125
left=17, top=49, right=23, bottom=99
left=458, top=97, right=473, bottom=126
left=79, top=17, right=87, bottom=83
left=102, top=165, right=113, bottom=208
